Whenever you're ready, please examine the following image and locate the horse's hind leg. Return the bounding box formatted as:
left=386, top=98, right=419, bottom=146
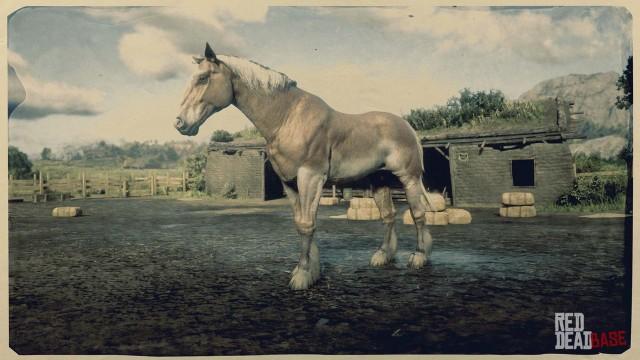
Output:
left=370, top=185, right=398, bottom=266
left=401, top=177, right=434, bottom=269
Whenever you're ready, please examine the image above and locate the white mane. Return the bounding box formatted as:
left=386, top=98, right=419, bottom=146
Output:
left=218, top=55, right=296, bottom=93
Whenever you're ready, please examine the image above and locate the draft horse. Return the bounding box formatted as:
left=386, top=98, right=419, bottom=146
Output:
left=176, top=43, right=434, bottom=290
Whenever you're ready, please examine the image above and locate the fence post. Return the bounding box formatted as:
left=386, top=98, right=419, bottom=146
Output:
left=150, top=174, right=155, bottom=196
left=122, top=180, right=128, bottom=198
left=81, top=172, right=86, bottom=199
left=105, top=173, right=109, bottom=196
left=33, top=173, right=37, bottom=186
left=39, top=171, right=44, bottom=195
left=332, top=185, right=336, bottom=198
left=182, top=171, right=187, bottom=192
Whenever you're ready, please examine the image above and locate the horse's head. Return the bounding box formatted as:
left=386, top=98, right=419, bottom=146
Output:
left=175, top=43, right=234, bottom=136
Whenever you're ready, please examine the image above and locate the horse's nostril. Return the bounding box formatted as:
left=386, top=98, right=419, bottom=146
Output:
left=174, top=117, right=185, bottom=129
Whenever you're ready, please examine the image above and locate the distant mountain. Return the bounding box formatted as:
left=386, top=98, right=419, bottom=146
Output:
left=519, top=72, right=630, bottom=159
left=519, top=72, right=630, bottom=138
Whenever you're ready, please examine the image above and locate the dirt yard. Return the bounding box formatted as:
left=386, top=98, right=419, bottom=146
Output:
left=9, top=198, right=630, bottom=355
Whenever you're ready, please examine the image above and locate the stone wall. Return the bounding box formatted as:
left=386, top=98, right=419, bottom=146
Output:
left=449, top=142, right=575, bottom=206
left=206, top=149, right=265, bottom=199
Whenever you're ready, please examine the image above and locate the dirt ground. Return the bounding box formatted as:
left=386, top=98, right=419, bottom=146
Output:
left=8, top=198, right=630, bottom=355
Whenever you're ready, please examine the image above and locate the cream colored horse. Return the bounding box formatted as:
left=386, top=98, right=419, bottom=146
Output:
left=176, top=43, right=434, bottom=290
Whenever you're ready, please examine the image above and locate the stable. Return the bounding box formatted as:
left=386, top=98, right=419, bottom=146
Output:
left=205, top=139, right=284, bottom=200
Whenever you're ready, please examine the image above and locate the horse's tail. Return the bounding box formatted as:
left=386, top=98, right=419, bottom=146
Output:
left=419, top=180, right=435, bottom=212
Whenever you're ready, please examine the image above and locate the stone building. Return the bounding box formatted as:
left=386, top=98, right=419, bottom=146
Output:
left=205, top=139, right=284, bottom=200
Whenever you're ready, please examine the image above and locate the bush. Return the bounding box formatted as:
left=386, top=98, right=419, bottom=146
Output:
left=184, top=153, right=207, bottom=192
left=574, top=154, right=625, bottom=173
left=210, top=130, right=234, bottom=143
left=221, top=182, right=237, bottom=199
left=556, top=175, right=626, bottom=206
left=9, top=146, right=33, bottom=179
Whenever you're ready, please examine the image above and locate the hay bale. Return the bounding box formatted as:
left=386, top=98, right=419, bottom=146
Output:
left=52, top=207, right=82, bottom=217
left=501, top=192, right=535, bottom=206
left=425, top=193, right=446, bottom=212
left=402, top=209, right=448, bottom=225
left=319, top=197, right=339, bottom=206
left=350, top=197, right=376, bottom=209
left=446, top=208, right=472, bottom=224
left=347, top=207, right=357, bottom=220
left=499, top=205, right=537, bottom=218
left=425, top=211, right=448, bottom=225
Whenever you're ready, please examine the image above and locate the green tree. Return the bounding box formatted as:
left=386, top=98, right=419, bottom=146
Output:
left=184, top=153, right=207, bottom=192
left=616, top=56, right=632, bottom=110
left=210, top=130, right=234, bottom=143
left=8, top=146, right=33, bottom=179
left=40, top=147, right=53, bottom=160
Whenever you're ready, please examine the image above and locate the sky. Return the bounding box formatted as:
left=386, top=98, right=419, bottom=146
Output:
left=6, top=5, right=633, bottom=157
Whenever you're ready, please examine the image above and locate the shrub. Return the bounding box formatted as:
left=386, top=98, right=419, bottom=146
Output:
left=556, top=175, right=626, bottom=206
left=221, top=182, right=237, bottom=199
left=184, top=153, right=207, bottom=192
left=210, top=130, right=234, bottom=143
left=8, top=146, right=33, bottom=179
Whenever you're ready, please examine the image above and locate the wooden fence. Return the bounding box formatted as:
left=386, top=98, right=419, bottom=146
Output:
left=9, top=171, right=189, bottom=202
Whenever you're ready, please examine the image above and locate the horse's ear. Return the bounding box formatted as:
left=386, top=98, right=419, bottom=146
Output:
left=204, top=42, right=218, bottom=63
left=192, top=56, right=204, bottom=64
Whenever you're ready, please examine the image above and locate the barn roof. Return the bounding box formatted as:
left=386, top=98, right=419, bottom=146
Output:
left=420, top=126, right=584, bottom=148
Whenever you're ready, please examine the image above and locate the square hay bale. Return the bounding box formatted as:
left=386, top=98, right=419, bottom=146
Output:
left=357, top=207, right=373, bottom=220
left=501, top=192, right=535, bottom=206
left=425, top=193, right=446, bottom=212
left=52, top=207, right=82, bottom=217
left=347, top=207, right=358, bottom=220
left=319, top=197, right=339, bottom=206
left=499, top=205, right=537, bottom=218
left=446, top=208, right=472, bottom=224
left=402, top=209, right=448, bottom=225
left=349, top=197, right=376, bottom=209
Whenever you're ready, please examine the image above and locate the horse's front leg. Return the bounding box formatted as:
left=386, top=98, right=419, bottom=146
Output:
left=288, top=167, right=326, bottom=290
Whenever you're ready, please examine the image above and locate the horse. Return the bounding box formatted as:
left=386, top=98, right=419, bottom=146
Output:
left=176, top=43, right=434, bottom=290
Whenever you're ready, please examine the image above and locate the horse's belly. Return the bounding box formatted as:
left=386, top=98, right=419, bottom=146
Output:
left=328, top=154, right=383, bottom=182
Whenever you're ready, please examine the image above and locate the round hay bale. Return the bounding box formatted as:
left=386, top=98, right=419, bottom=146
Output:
left=499, top=205, right=537, bottom=218
left=501, top=192, right=535, bottom=206
left=402, top=209, right=448, bottom=225
left=319, top=197, right=339, bottom=206
left=52, top=207, right=82, bottom=217
left=425, top=211, right=448, bottom=225
left=425, top=193, right=446, bottom=212
left=446, top=208, right=472, bottom=224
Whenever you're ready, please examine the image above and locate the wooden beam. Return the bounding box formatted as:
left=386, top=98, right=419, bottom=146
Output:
left=433, top=146, right=449, bottom=161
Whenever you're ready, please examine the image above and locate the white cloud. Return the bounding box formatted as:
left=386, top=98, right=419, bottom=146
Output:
left=85, top=6, right=269, bottom=80
left=353, top=6, right=631, bottom=65
left=10, top=74, right=105, bottom=120
left=118, top=25, right=191, bottom=80
left=8, top=48, right=28, bottom=69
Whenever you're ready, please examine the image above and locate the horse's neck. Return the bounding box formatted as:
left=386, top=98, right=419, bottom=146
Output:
left=231, top=77, right=301, bottom=142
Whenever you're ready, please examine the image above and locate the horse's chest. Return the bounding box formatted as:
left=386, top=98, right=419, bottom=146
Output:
left=265, top=145, right=297, bottom=181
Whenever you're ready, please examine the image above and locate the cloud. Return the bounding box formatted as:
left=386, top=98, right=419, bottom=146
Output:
left=84, top=6, right=269, bottom=80
left=335, top=6, right=631, bottom=65
left=8, top=48, right=28, bottom=69
left=10, top=74, right=105, bottom=120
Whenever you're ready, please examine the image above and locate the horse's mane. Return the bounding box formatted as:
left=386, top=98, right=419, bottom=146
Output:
left=219, top=55, right=297, bottom=93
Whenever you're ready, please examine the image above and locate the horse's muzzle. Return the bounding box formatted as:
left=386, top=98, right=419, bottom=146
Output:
left=174, top=117, right=198, bottom=136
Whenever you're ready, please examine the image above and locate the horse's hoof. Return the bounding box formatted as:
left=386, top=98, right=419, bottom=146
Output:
left=407, top=252, right=427, bottom=269
left=370, top=249, right=391, bottom=267
left=289, top=266, right=316, bottom=290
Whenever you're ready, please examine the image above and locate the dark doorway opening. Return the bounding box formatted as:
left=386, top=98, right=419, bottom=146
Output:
left=422, top=147, right=452, bottom=202
left=264, top=160, right=285, bottom=200
left=512, top=159, right=535, bottom=186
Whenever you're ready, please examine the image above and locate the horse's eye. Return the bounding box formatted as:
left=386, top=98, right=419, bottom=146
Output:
left=197, top=74, right=209, bottom=84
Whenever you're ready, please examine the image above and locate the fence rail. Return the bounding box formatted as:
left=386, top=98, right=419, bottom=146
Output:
left=9, top=170, right=190, bottom=202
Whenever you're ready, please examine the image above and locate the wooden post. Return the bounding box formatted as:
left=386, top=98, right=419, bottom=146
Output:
left=105, top=173, right=109, bottom=196
left=81, top=172, right=86, bottom=199
left=39, top=171, right=44, bottom=195
left=165, top=172, right=169, bottom=195
left=122, top=180, right=128, bottom=197
left=182, top=171, right=187, bottom=192
left=33, top=173, right=37, bottom=186
left=150, top=174, right=155, bottom=196
left=332, top=185, right=336, bottom=198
